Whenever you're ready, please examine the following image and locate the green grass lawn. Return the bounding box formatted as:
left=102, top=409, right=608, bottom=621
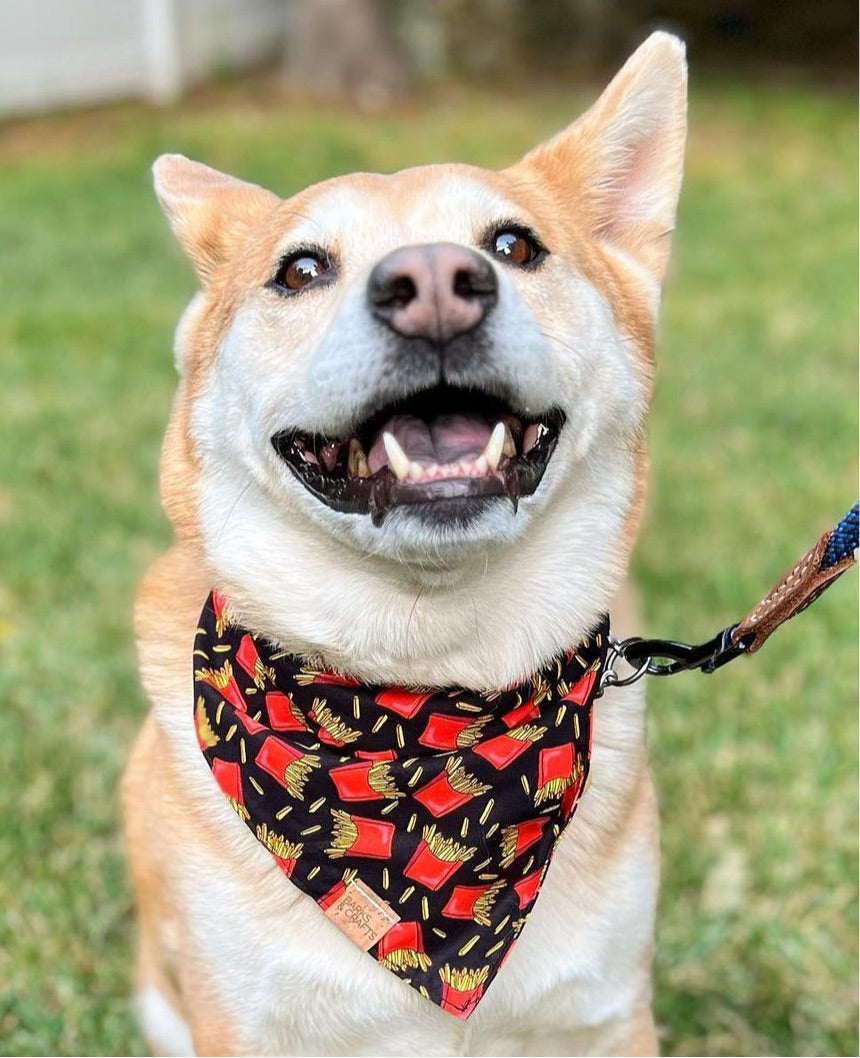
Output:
left=0, top=76, right=856, bottom=1056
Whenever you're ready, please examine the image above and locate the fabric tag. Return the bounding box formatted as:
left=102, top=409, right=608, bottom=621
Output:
left=324, top=878, right=400, bottom=951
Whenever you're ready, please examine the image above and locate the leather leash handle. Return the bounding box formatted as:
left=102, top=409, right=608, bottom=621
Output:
left=732, top=502, right=858, bottom=654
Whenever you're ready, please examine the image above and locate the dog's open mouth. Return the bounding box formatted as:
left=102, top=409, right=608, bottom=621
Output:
left=272, top=385, right=564, bottom=524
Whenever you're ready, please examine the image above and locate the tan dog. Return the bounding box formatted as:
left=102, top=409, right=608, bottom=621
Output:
left=123, top=32, right=687, bottom=1056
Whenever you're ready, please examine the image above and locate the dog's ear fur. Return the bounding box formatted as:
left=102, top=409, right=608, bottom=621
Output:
left=152, top=155, right=279, bottom=284
left=516, top=32, right=687, bottom=284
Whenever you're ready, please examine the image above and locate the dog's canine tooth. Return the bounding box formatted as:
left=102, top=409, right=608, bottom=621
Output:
left=502, top=425, right=516, bottom=459
left=484, top=421, right=506, bottom=473
left=382, top=432, right=411, bottom=481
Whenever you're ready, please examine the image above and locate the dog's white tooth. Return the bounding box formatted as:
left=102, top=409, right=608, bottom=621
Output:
left=382, top=432, right=411, bottom=481
left=474, top=455, right=488, bottom=475
left=502, top=424, right=516, bottom=458
left=483, top=421, right=506, bottom=472
left=409, top=461, right=424, bottom=482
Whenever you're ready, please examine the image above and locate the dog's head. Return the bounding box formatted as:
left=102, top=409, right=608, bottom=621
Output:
left=153, top=33, right=686, bottom=687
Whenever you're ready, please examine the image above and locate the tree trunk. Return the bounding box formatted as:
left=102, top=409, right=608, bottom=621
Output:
left=283, top=0, right=407, bottom=110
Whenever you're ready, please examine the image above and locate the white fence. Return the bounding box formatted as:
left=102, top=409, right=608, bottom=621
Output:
left=0, top=0, right=287, bottom=117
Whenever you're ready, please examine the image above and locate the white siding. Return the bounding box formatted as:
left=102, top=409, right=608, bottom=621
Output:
left=0, top=0, right=287, bottom=117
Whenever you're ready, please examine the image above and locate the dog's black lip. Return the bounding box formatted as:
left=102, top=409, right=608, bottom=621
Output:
left=271, top=386, right=565, bottom=523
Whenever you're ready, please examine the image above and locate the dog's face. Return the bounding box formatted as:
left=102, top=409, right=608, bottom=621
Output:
left=154, top=34, right=686, bottom=686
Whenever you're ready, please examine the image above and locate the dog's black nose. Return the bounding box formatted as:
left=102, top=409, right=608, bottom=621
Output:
left=368, top=243, right=497, bottom=344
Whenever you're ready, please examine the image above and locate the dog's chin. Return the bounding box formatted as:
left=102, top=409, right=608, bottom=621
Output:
left=297, top=487, right=533, bottom=570
left=356, top=493, right=530, bottom=566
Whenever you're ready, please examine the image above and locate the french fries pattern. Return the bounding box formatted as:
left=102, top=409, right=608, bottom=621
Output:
left=193, top=592, right=607, bottom=1019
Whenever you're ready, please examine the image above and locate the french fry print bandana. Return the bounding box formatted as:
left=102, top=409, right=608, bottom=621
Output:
left=194, top=590, right=607, bottom=1019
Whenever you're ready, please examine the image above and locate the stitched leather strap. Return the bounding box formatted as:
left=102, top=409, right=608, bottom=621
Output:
left=732, top=506, right=857, bottom=654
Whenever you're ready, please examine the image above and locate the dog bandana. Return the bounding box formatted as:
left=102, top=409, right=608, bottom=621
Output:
left=194, top=590, right=607, bottom=1019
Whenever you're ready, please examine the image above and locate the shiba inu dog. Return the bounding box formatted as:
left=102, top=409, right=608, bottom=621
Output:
left=123, top=32, right=687, bottom=1057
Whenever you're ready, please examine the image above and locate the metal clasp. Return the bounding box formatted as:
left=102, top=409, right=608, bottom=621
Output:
left=598, top=624, right=752, bottom=696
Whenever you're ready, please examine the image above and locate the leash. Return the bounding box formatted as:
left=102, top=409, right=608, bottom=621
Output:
left=599, top=501, right=858, bottom=694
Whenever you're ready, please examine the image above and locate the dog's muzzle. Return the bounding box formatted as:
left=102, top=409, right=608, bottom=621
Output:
left=272, top=243, right=564, bottom=524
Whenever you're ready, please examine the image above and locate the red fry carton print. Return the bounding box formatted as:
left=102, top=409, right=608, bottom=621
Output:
left=194, top=659, right=246, bottom=712
left=317, top=870, right=358, bottom=911
left=265, top=691, right=308, bottom=732
left=441, top=881, right=505, bottom=926
left=234, top=709, right=268, bottom=736
left=513, top=868, right=543, bottom=909
left=377, top=920, right=432, bottom=972
left=561, top=767, right=587, bottom=819
left=418, top=713, right=489, bottom=751
left=211, top=758, right=248, bottom=821
left=294, top=667, right=361, bottom=688
left=255, top=823, right=303, bottom=878
left=254, top=735, right=320, bottom=799
left=235, top=634, right=275, bottom=689
left=374, top=688, right=432, bottom=719
left=329, top=760, right=402, bottom=802
left=499, top=817, right=549, bottom=868
left=211, top=589, right=230, bottom=636
left=326, top=809, right=395, bottom=860
left=473, top=723, right=546, bottom=770
left=500, top=697, right=541, bottom=729
left=308, top=698, right=362, bottom=747
left=561, top=668, right=597, bottom=706
left=438, top=964, right=490, bottom=1020
left=413, top=756, right=491, bottom=817
left=355, top=748, right=397, bottom=762
left=403, top=825, right=476, bottom=890
left=534, top=743, right=579, bottom=806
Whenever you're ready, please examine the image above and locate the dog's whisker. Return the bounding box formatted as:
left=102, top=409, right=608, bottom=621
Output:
left=214, top=481, right=252, bottom=547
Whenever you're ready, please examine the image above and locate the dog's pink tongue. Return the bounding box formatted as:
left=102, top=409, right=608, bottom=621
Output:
left=367, top=414, right=492, bottom=474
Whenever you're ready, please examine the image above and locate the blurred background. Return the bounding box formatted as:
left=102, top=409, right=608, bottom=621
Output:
left=0, top=0, right=856, bottom=118
left=0, top=2, right=856, bottom=1055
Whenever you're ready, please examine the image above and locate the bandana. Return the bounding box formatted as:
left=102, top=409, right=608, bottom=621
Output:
left=193, top=590, right=607, bottom=1019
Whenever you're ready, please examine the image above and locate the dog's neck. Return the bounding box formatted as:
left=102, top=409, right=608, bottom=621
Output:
left=184, top=460, right=644, bottom=697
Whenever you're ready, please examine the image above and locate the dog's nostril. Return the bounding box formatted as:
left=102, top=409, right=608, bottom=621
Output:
left=368, top=267, right=418, bottom=312
left=453, top=269, right=472, bottom=299
left=453, top=267, right=492, bottom=300
left=383, top=275, right=417, bottom=309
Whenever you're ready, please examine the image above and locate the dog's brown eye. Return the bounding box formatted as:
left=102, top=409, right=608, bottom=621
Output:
left=274, top=251, right=332, bottom=292
left=491, top=229, right=545, bottom=267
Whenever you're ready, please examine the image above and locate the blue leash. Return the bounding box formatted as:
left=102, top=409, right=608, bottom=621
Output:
left=822, top=502, right=859, bottom=570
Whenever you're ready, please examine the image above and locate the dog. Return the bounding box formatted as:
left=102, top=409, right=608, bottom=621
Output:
left=122, top=32, right=687, bottom=1056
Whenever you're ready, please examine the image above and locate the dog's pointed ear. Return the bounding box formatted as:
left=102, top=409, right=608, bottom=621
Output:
left=516, top=32, right=687, bottom=284
left=152, top=154, right=279, bottom=284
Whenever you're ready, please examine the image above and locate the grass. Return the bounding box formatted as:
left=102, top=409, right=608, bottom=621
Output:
left=0, top=76, right=856, bottom=1056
